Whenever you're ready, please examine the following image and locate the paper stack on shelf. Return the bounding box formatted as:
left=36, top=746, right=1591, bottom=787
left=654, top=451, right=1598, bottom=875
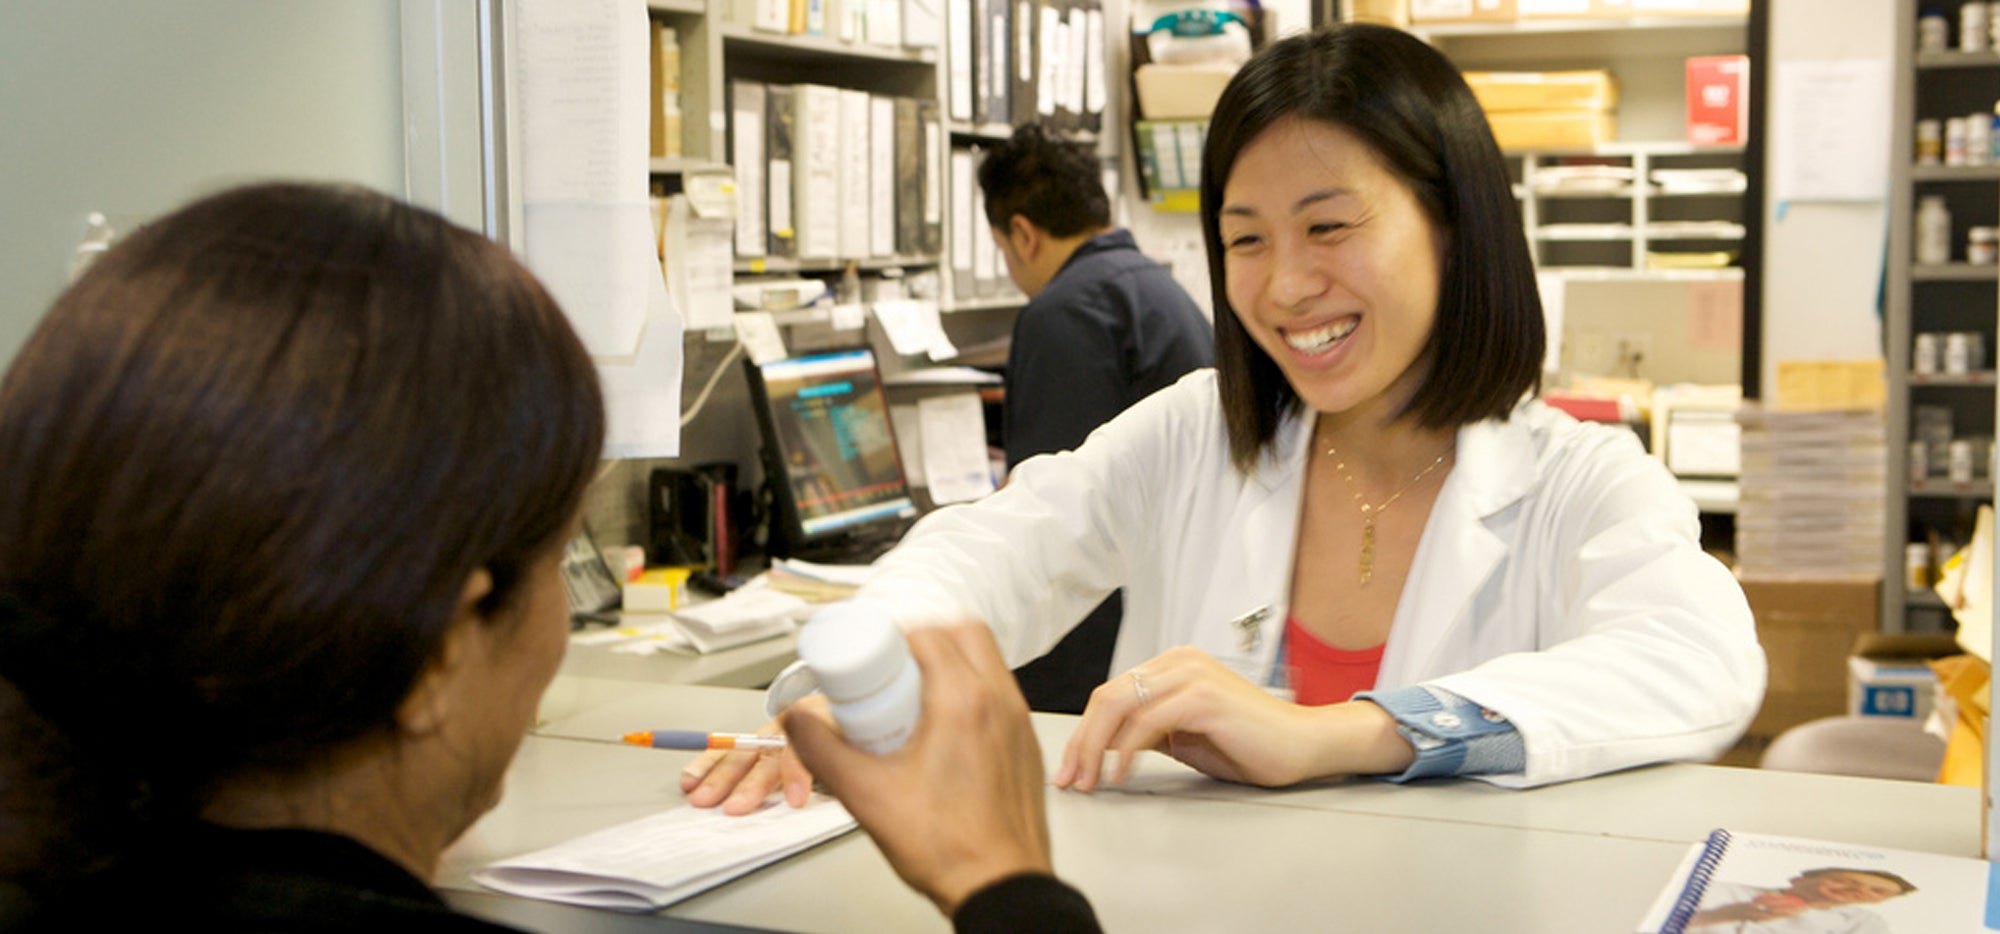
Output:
left=766, top=558, right=877, bottom=603
left=1528, top=163, right=1635, bottom=194
left=1651, top=167, right=1747, bottom=195
left=1733, top=403, right=1887, bottom=582
left=668, top=579, right=811, bottom=653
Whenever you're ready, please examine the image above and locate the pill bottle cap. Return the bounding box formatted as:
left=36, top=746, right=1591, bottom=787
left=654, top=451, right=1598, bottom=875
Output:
left=797, top=601, right=906, bottom=702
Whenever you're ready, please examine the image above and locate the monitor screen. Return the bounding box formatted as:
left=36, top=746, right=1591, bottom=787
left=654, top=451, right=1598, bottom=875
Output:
left=744, top=347, right=916, bottom=557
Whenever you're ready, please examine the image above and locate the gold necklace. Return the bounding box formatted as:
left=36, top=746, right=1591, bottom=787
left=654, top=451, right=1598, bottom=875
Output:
left=1324, top=444, right=1452, bottom=586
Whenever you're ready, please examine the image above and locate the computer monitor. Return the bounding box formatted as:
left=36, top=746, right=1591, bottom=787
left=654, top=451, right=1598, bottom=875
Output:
left=743, top=347, right=917, bottom=562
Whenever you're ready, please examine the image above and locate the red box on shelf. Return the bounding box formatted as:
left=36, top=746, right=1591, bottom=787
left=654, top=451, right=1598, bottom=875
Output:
left=1686, top=54, right=1749, bottom=146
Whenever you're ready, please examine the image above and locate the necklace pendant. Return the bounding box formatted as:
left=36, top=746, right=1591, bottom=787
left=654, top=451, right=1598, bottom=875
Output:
left=1359, top=520, right=1376, bottom=585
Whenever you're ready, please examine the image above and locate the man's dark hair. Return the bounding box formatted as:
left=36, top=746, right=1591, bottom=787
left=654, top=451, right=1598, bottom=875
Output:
left=978, top=122, right=1111, bottom=236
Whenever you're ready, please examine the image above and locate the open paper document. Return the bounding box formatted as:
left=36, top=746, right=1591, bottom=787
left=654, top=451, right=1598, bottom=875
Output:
left=474, top=796, right=856, bottom=912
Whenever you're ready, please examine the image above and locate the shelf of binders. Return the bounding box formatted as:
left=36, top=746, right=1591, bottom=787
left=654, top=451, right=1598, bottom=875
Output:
left=719, top=23, right=938, bottom=66
left=949, top=121, right=1098, bottom=145
left=722, top=80, right=943, bottom=282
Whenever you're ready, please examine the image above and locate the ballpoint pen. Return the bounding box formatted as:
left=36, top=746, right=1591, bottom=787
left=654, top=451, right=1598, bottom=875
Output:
left=621, top=730, right=788, bottom=751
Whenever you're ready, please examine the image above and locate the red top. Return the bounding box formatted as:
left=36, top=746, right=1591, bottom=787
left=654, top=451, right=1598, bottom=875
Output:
left=1285, top=614, right=1385, bottom=707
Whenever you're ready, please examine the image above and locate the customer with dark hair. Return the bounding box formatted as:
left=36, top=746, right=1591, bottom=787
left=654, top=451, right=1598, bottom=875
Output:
left=976, top=121, right=1213, bottom=714
left=0, top=182, right=1098, bottom=932
left=687, top=23, right=1762, bottom=812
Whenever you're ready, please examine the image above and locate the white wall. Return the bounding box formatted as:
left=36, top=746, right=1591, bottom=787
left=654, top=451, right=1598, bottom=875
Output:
left=1758, top=0, right=1892, bottom=395
left=0, top=0, right=407, bottom=367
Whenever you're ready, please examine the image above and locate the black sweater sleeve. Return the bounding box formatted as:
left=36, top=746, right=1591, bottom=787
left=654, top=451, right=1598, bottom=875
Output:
left=952, top=873, right=1103, bottom=934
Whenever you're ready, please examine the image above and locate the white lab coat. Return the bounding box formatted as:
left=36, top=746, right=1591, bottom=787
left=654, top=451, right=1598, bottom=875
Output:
left=857, top=370, right=1766, bottom=787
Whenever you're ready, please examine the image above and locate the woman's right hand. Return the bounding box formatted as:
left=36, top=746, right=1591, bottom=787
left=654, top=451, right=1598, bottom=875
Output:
left=678, top=694, right=827, bottom=815
left=782, top=623, right=1052, bottom=916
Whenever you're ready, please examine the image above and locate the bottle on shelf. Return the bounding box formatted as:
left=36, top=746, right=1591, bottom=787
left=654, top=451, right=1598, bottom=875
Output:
left=1916, top=194, right=1953, bottom=266
left=835, top=260, right=863, bottom=304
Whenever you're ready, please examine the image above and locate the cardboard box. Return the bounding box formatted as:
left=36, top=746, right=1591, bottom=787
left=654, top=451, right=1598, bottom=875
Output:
left=1465, top=70, right=1618, bottom=112
left=1485, top=109, right=1616, bottom=151
left=1848, top=633, right=1962, bottom=722
left=1409, top=0, right=1517, bottom=24
left=1134, top=63, right=1237, bottom=121
left=1686, top=55, right=1748, bottom=146
left=1739, top=578, right=1879, bottom=740
left=1345, top=0, right=1410, bottom=27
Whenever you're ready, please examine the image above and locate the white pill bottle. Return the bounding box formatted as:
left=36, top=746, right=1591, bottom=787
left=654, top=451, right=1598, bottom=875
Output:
left=764, top=600, right=920, bottom=755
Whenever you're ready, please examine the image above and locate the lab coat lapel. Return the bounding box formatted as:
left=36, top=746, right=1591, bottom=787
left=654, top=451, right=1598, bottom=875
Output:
left=1190, top=413, right=1307, bottom=670
left=1380, top=416, right=1536, bottom=685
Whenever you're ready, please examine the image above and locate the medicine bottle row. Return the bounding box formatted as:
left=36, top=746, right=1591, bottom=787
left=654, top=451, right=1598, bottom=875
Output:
left=1913, top=196, right=1999, bottom=265
left=1913, top=330, right=1990, bottom=375
left=1918, top=4, right=2000, bottom=53
left=1915, top=109, right=2000, bottom=168
left=1910, top=404, right=1996, bottom=483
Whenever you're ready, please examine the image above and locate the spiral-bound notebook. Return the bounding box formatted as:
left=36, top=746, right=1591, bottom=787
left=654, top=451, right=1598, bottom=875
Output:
left=1634, top=829, right=2000, bottom=933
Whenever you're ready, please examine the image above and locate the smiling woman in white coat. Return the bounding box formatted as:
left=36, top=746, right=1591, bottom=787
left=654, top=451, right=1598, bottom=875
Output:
left=682, top=23, right=1765, bottom=810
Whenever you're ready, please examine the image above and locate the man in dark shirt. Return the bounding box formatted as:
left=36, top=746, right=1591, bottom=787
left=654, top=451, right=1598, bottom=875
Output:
left=978, top=122, right=1215, bottom=713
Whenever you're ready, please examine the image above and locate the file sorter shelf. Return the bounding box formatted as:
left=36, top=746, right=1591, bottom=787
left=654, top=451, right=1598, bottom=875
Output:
left=1512, top=143, right=1747, bottom=276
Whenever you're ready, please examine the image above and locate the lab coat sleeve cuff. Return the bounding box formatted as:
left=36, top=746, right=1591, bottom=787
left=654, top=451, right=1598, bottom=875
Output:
left=1355, top=685, right=1527, bottom=782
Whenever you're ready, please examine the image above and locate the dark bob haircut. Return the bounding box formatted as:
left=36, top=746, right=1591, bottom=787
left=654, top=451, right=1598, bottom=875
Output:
left=1199, top=23, right=1545, bottom=472
left=979, top=121, right=1112, bottom=237
left=0, top=183, right=604, bottom=876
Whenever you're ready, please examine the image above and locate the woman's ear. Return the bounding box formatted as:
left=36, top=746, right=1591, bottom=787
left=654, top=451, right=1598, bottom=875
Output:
left=395, top=568, right=496, bottom=738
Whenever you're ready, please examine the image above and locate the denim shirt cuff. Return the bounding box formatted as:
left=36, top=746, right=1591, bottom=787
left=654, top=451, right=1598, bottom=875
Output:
left=1353, top=684, right=1526, bottom=782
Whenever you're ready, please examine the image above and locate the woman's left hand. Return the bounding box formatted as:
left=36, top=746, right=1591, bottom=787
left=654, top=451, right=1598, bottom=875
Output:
left=1051, top=646, right=1414, bottom=791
